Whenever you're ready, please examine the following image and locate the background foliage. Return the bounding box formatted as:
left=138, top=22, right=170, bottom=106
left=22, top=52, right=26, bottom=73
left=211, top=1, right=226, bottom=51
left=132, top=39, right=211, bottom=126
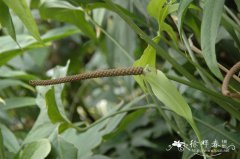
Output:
left=0, top=0, right=240, bottom=158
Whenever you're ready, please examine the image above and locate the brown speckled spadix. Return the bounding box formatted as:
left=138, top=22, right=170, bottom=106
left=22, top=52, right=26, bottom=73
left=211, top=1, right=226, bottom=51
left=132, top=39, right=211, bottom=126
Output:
left=29, top=67, right=144, bottom=86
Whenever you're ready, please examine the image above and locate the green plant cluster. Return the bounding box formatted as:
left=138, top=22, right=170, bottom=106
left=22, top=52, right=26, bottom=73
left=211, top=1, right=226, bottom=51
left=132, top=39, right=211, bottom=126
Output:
left=0, top=0, right=239, bottom=159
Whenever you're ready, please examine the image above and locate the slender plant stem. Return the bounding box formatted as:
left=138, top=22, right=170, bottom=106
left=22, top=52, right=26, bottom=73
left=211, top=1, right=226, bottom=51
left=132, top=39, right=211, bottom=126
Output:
left=86, top=13, right=134, bottom=62
left=224, top=5, right=240, bottom=26
left=181, top=32, right=213, bottom=89
left=104, top=0, right=198, bottom=83
left=167, top=75, right=240, bottom=119
left=194, top=117, right=240, bottom=147
left=160, top=106, right=240, bottom=147
left=222, top=14, right=240, bottom=33
left=77, top=104, right=156, bottom=132
left=162, top=107, right=240, bottom=152
left=166, top=74, right=239, bottom=106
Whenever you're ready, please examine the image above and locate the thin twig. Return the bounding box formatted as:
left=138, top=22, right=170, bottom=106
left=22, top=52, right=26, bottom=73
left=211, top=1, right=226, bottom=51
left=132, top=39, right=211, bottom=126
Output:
left=29, top=67, right=143, bottom=86
left=187, top=36, right=240, bottom=99
left=222, top=62, right=240, bottom=99
left=188, top=36, right=240, bottom=83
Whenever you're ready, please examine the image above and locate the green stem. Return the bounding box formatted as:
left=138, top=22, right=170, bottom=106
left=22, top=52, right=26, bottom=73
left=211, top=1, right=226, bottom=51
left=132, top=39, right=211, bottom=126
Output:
left=194, top=117, right=240, bottom=147
left=167, top=75, right=240, bottom=120
left=161, top=106, right=240, bottom=147
left=222, top=14, right=240, bottom=33
left=181, top=32, right=213, bottom=89
left=224, top=5, right=240, bottom=26
left=77, top=104, right=157, bottom=132
left=162, top=34, right=221, bottom=88
left=104, top=0, right=198, bottom=83
left=167, top=75, right=240, bottom=105
left=86, top=13, right=134, bottom=62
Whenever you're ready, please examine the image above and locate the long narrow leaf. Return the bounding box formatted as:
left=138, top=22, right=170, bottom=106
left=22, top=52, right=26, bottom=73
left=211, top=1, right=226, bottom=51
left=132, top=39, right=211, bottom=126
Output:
left=200, top=0, right=224, bottom=78
left=3, top=0, right=41, bottom=42
left=104, top=0, right=197, bottom=82
left=0, top=25, right=81, bottom=66
left=0, top=79, right=34, bottom=92
left=143, top=67, right=205, bottom=157
left=0, top=123, right=20, bottom=153
left=39, top=0, right=95, bottom=39
left=177, top=0, right=193, bottom=33
left=143, top=67, right=193, bottom=122
left=1, top=97, right=36, bottom=110
left=0, top=1, right=16, bottom=41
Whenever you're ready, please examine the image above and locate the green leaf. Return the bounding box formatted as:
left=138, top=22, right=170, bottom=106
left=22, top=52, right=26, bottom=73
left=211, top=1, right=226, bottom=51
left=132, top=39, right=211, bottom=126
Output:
left=104, top=2, right=136, bottom=68
left=143, top=67, right=205, bottom=157
left=0, top=25, right=81, bottom=66
left=167, top=3, right=179, bottom=15
left=0, top=79, right=34, bottom=92
left=194, top=115, right=240, bottom=147
left=57, top=137, right=78, bottom=159
left=0, top=66, right=37, bottom=80
left=147, top=0, right=166, bottom=20
left=19, top=139, right=51, bottom=159
left=146, top=0, right=178, bottom=44
left=184, top=13, right=201, bottom=39
left=147, top=0, right=173, bottom=31
left=3, top=0, right=41, bottom=42
left=0, top=97, right=35, bottom=110
left=45, top=87, right=67, bottom=124
left=158, top=1, right=173, bottom=28
left=177, top=0, right=193, bottom=33
left=162, top=23, right=178, bottom=43
left=50, top=130, right=78, bottom=159
left=45, top=86, right=74, bottom=133
left=61, top=96, right=145, bottom=158
left=23, top=62, right=70, bottom=144
left=23, top=123, right=57, bottom=144
left=222, top=17, right=240, bottom=49
left=30, top=0, right=41, bottom=9
left=104, top=109, right=146, bottom=139
left=143, top=67, right=193, bottom=122
left=147, top=0, right=178, bottom=32
left=88, top=2, right=145, bottom=26
left=0, top=129, right=5, bottom=159
left=104, top=0, right=197, bottom=82
left=134, top=36, right=160, bottom=68
left=0, top=123, right=20, bottom=153
left=39, top=0, right=95, bottom=39
left=133, top=36, right=160, bottom=91
left=200, top=0, right=224, bottom=79
left=0, top=1, right=16, bottom=41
